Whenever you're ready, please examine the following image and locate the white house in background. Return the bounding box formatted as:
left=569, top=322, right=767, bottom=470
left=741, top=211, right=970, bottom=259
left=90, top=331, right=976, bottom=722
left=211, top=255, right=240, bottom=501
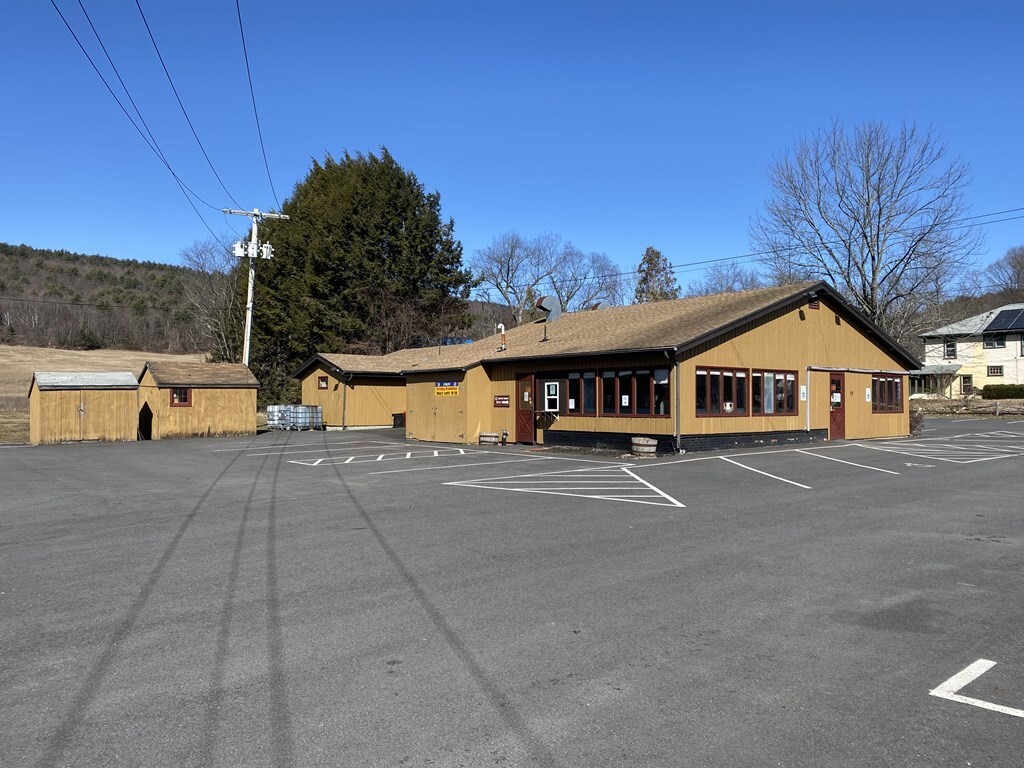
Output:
left=916, top=304, right=1024, bottom=396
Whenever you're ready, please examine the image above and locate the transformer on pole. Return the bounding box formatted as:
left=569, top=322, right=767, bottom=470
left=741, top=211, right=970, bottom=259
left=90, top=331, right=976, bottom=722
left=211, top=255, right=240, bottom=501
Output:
left=223, top=208, right=289, bottom=366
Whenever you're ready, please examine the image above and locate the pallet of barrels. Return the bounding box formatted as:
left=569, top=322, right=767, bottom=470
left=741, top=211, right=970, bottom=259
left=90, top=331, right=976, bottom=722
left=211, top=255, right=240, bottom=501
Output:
left=266, top=404, right=324, bottom=430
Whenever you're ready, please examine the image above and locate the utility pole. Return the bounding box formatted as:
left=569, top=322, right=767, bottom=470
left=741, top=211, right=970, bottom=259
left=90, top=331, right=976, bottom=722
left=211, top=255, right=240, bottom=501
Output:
left=223, top=208, right=289, bottom=366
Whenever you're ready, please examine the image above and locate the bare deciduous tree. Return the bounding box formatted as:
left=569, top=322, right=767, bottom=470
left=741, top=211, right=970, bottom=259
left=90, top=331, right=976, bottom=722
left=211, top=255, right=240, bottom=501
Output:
left=686, top=262, right=763, bottom=297
left=470, top=232, right=552, bottom=326
left=750, top=120, right=982, bottom=342
left=984, top=245, right=1024, bottom=301
left=473, top=232, right=633, bottom=325
left=179, top=239, right=244, bottom=362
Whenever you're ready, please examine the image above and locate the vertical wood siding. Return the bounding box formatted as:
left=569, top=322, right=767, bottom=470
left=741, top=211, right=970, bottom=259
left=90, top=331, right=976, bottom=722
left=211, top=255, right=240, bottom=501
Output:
left=29, top=386, right=138, bottom=444
left=139, top=370, right=256, bottom=439
left=300, top=366, right=405, bottom=427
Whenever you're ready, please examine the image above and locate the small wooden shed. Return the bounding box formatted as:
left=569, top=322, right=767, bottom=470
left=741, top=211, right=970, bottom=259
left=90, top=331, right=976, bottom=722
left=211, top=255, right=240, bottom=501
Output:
left=29, top=371, right=139, bottom=445
left=137, top=361, right=259, bottom=440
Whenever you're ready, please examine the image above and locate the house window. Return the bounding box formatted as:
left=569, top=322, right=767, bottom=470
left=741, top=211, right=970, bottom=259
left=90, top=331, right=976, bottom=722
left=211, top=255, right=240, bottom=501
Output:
left=317, top=375, right=328, bottom=390
left=943, top=338, right=957, bottom=359
left=983, top=333, right=1005, bottom=349
left=871, top=375, right=903, bottom=413
left=695, top=368, right=747, bottom=416
left=988, top=365, right=1004, bottom=377
left=751, top=370, right=797, bottom=415
left=961, top=375, right=973, bottom=395
left=170, top=387, right=191, bottom=407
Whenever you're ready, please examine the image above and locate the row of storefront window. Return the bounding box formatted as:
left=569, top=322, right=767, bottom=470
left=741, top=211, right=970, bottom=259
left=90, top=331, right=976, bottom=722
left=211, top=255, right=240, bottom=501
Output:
left=545, top=369, right=672, bottom=417
left=695, top=368, right=797, bottom=417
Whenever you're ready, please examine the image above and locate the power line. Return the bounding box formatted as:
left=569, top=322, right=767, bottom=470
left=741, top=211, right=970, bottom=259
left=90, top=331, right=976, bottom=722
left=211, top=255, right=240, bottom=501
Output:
left=49, top=0, right=235, bottom=250
left=235, top=0, right=281, bottom=210
left=133, top=0, right=245, bottom=211
left=476, top=207, right=1024, bottom=296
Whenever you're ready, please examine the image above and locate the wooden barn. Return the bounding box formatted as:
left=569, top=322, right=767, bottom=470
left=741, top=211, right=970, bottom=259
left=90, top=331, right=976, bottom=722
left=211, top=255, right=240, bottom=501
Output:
left=28, top=371, right=139, bottom=445
left=137, top=361, right=259, bottom=440
left=298, top=282, right=919, bottom=451
left=294, top=353, right=409, bottom=429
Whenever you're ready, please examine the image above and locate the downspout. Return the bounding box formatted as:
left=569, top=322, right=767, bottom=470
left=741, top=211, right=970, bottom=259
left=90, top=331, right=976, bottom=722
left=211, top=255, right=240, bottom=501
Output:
left=805, top=366, right=811, bottom=432
left=668, top=348, right=681, bottom=453
left=341, top=372, right=353, bottom=430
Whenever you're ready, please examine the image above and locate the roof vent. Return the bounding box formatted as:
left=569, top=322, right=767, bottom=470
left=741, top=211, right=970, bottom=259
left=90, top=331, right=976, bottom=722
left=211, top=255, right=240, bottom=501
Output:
left=535, top=295, right=561, bottom=322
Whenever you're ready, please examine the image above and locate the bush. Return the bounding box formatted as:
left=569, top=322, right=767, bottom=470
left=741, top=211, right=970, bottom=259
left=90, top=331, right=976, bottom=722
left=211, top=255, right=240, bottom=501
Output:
left=910, top=407, right=925, bottom=435
left=981, top=384, right=1024, bottom=399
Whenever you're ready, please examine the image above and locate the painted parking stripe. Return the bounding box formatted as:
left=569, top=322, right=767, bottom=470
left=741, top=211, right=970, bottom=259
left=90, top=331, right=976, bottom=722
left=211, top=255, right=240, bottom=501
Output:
left=718, top=457, right=812, bottom=489
left=795, top=449, right=900, bottom=474
left=929, top=659, right=1024, bottom=719
left=445, top=465, right=685, bottom=507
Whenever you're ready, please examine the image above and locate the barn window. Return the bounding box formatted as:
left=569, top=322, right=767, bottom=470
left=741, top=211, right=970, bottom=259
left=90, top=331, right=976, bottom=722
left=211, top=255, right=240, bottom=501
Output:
left=170, top=387, right=192, bottom=407
left=871, top=376, right=903, bottom=413
left=566, top=373, right=597, bottom=415
left=751, top=371, right=797, bottom=415
left=317, top=375, right=328, bottom=390
left=695, top=368, right=747, bottom=416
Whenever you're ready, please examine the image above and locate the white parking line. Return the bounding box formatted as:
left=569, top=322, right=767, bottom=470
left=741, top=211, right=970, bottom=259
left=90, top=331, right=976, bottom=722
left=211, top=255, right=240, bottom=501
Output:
left=719, top=457, right=811, bottom=489
left=929, top=659, right=1024, bottom=719
left=370, top=458, right=545, bottom=475
left=795, top=449, right=900, bottom=474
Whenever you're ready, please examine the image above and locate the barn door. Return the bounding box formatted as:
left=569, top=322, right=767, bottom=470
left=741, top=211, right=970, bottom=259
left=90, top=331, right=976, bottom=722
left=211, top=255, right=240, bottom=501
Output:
left=828, top=372, right=846, bottom=441
left=515, top=374, right=535, bottom=444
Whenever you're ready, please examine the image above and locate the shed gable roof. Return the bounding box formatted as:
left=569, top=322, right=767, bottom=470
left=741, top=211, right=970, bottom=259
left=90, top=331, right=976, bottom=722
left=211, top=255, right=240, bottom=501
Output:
left=142, top=361, right=259, bottom=388
left=31, top=371, right=139, bottom=392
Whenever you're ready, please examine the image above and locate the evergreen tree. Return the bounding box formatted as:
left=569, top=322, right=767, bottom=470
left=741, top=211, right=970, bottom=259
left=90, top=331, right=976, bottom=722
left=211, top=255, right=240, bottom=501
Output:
left=251, top=149, right=473, bottom=401
left=633, top=246, right=679, bottom=303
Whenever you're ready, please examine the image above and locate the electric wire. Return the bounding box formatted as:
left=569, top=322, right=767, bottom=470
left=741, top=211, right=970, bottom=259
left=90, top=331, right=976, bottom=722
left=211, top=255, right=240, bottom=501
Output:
left=48, top=0, right=235, bottom=250
left=133, top=0, right=245, bottom=211
left=479, top=208, right=1024, bottom=296
left=73, top=0, right=239, bottom=241
left=235, top=0, right=281, bottom=210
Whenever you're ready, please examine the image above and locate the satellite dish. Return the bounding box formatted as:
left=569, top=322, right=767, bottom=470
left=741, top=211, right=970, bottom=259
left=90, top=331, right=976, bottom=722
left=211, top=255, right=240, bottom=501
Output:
left=536, top=295, right=561, bottom=322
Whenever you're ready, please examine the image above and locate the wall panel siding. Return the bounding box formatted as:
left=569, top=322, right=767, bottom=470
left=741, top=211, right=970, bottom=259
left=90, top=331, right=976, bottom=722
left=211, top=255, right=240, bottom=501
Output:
left=139, top=370, right=256, bottom=439
left=405, top=373, right=467, bottom=443
left=29, top=387, right=138, bottom=444
left=678, top=299, right=909, bottom=440
left=300, top=367, right=406, bottom=427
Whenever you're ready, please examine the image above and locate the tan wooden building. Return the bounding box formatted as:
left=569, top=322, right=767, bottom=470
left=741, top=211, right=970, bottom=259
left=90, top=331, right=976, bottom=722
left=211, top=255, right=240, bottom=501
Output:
left=28, top=371, right=139, bottom=445
left=137, top=361, right=259, bottom=439
left=294, top=353, right=411, bottom=428
left=297, top=282, right=919, bottom=451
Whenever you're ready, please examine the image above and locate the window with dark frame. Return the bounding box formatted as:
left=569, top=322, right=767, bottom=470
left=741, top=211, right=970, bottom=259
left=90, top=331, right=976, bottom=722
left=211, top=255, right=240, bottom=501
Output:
left=317, top=375, right=328, bottom=390
left=751, top=370, right=797, bottom=415
left=871, top=375, right=903, bottom=413
left=695, top=368, right=748, bottom=416
left=988, top=365, right=1004, bottom=377
left=961, top=375, right=973, bottom=395
left=983, top=333, right=1006, bottom=349
left=170, top=387, right=191, bottom=407
left=560, top=368, right=673, bottom=417
left=943, top=338, right=957, bottom=359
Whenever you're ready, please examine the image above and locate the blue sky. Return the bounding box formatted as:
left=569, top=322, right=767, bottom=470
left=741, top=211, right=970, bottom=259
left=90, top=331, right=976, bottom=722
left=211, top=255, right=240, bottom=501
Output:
left=3, top=1, right=1023, bottom=290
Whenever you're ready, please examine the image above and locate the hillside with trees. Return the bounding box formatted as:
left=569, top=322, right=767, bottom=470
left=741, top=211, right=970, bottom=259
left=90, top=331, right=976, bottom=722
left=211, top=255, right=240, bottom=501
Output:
left=0, top=242, right=210, bottom=352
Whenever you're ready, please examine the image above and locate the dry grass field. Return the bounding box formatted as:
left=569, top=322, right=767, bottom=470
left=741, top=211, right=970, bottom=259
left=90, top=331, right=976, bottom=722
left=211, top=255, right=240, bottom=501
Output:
left=0, top=345, right=207, bottom=443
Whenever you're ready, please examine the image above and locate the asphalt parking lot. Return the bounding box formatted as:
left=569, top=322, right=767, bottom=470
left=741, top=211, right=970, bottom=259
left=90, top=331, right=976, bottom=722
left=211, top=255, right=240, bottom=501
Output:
left=1, top=418, right=1021, bottom=767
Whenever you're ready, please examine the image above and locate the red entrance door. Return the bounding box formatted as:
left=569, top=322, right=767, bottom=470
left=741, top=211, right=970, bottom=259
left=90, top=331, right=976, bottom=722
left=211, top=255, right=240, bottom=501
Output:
left=829, top=372, right=846, bottom=441
left=516, top=374, right=535, bottom=444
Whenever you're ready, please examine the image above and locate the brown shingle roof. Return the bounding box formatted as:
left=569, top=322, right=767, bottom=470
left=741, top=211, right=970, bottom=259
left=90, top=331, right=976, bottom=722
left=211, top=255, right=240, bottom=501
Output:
left=142, top=361, right=259, bottom=388
left=404, top=283, right=822, bottom=372
left=300, top=282, right=920, bottom=377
